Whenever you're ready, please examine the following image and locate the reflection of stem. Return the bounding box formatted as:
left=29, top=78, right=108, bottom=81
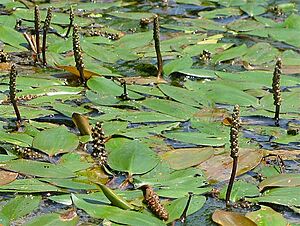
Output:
left=153, top=15, right=163, bottom=80
left=226, top=157, right=238, bottom=207
left=34, top=5, right=41, bottom=62
left=180, top=192, right=193, bottom=223
left=65, top=6, right=74, bottom=38
left=42, top=7, right=52, bottom=66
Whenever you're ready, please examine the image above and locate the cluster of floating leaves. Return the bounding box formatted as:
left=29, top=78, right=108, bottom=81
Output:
left=0, top=0, right=299, bottom=225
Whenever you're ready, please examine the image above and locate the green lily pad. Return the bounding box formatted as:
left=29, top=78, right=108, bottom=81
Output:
left=246, top=206, right=289, bottom=226
left=32, top=126, right=79, bottom=156
left=0, top=179, right=60, bottom=193
left=106, top=138, right=159, bottom=175
left=0, top=195, right=41, bottom=222
left=0, top=159, right=75, bottom=178
left=259, top=173, right=300, bottom=190
left=72, top=194, right=165, bottom=226
left=163, top=132, right=226, bottom=147
left=24, top=212, right=79, bottom=226
left=219, top=181, right=260, bottom=202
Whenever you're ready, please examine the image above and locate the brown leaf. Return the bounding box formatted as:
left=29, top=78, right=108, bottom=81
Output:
left=59, top=208, right=77, bottom=221
left=160, top=147, right=214, bottom=170
left=122, top=76, right=167, bottom=85
left=198, top=148, right=263, bottom=182
left=0, top=62, right=12, bottom=71
left=0, top=169, right=18, bottom=186
left=55, top=64, right=100, bottom=79
left=212, top=209, right=257, bottom=226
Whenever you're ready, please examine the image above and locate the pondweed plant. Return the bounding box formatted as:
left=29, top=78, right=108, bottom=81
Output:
left=9, top=65, right=21, bottom=128
left=72, top=24, right=86, bottom=84
left=272, top=58, right=282, bottom=126
left=91, top=122, right=108, bottom=166
left=42, top=7, right=52, bottom=66
left=226, top=105, right=240, bottom=207
left=141, top=185, right=169, bottom=221
left=34, top=5, right=41, bottom=62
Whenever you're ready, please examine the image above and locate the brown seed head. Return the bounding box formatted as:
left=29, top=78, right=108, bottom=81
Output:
left=272, top=58, right=282, bottom=106
left=230, top=105, right=240, bottom=158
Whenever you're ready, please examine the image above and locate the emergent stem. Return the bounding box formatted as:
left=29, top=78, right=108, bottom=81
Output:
left=153, top=15, right=163, bottom=80
left=225, top=156, right=238, bottom=207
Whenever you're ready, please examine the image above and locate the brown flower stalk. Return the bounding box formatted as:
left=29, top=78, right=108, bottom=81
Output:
left=42, top=7, right=52, bottom=66
left=226, top=105, right=240, bottom=207
left=72, top=24, right=86, bottom=84
left=65, top=6, right=74, bottom=38
left=9, top=65, right=22, bottom=126
left=119, top=79, right=129, bottom=100
left=272, top=58, right=282, bottom=126
left=34, top=5, right=41, bottom=62
left=141, top=185, right=169, bottom=221
left=153, top=15, right=163, bottom=80
left=91, top=122, right=107, bottom=166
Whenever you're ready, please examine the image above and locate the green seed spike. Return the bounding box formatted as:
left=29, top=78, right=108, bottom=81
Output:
left=91, top=122, right=107, bottom=166
left=225, top=105, right=240, bottom=207
left=65, top=6, right=74, bottom=38
left=272, top=58, right=282, bottom=126
left=153, top=15, right=163, bottom=80
left=72, top=24, right=86, bottom=84
left=34, top=5, right=41, bottom=62
left=9, top=65, right=22, bottom=126
left=42, top=7, right=52, bottom=66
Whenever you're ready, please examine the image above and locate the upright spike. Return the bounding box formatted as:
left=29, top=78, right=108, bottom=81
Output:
left=153, top=15, right=163, bottom=80
left=65, top=6, right=74, bottom=38
left=42, top=7, right=52, bottom=66
left=91, top=122, right=107, bottom=166
left=226, top=105, right=240, bottom=207
left=72, top=24, right=86, bottom=84
left=272, top=58, right=282, bottom=126
left=34, top=5, right=41, bottom=61
left=9, top=65, right=22, bottom=126
left=141, top=185, right=169, bottom=221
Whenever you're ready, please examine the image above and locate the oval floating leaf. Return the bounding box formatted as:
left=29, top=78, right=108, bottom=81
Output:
left=33, top=126, right=79, bottom=156
left=259, top=173, right=300, bottom=191
left=161, top=147, right=214, bottom=170
left=106, top=138, right=159, bottom=174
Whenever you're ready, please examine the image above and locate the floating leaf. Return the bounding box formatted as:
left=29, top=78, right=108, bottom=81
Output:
left=212, top=209, right=257, bottom=226
left=106, top=138, right=159, bottom=175
left=0, top=179, right=60, bottom=193
left=161, top=147, right=214, bottom=170
left=246, top=206, right=289, bottom=226
left=24, top=212, right=79, bottom=226
left=0, top=170, right=18, bottom=186
left=0, top=195, right=41, bottom=222
left=32, top=126, right=79, bottom=156
left=219, top=181, right=260, bottom=202
left=259, top=174, right=300, bottom=191
left=72, top=194, right=165, bottom=226
left=0, top=159, right=75, bottom=178
left=72, top=113, right=91, bottom=136
left=165, top=195, right=206, bottom=223
left=198, top=148, right=263, bottom=182
left=163, top=132, right=226, bottom=147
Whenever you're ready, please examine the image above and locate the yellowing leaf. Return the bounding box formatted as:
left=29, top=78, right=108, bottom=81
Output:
left=55, top=64, right=100, bottom=79
left=212, top=209, right=257, bottom=226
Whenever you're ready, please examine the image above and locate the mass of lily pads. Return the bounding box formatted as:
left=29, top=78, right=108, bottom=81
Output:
left=0, top=0, right=300, bottom=225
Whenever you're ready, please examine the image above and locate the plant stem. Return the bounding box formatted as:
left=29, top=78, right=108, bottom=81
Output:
left=34, top=5, right=41, bottom=62
left=226, top=156, right=238, bottom=207
left=180, top=192, right=193, bottom=223
left=42, top=7, right=52, bottom=66
left=9, top=65, right=21, bottom=126
left=65, top=6, right=74, bottom=38
left=153, top=15, right=163, bottom=80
